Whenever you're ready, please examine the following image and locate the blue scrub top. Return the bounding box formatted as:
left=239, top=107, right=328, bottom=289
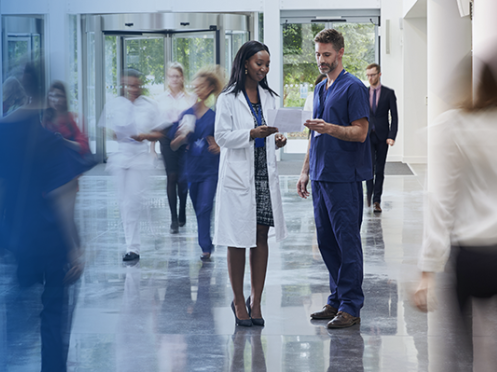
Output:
left=169, top=107, right=219, bottom=182
left=310, top=70, right=372, bottom=183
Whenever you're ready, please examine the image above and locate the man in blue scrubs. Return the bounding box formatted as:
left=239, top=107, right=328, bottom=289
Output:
left=297, top=29, right=372, bottom=328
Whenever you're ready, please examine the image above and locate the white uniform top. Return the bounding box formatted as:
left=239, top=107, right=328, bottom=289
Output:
left=99, top=95, right=160, bottom=170
left=419, top=108, right=497, bottom=272
left=213, top=86, right=287, bottom=248
left=156, top=90, right=196, bottom=128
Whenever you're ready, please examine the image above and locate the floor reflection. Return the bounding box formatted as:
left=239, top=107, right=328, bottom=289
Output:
left=1, top=173, right=444, bottom=371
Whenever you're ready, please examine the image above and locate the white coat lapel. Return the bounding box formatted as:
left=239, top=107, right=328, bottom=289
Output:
left=237, top=90, right=252, bottom=115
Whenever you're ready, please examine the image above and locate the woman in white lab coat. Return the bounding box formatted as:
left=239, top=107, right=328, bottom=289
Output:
left=214, top=41, right=288, bottom=327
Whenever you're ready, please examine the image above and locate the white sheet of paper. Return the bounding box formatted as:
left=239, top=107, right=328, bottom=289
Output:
left=267, top=109, right=312, bottom=132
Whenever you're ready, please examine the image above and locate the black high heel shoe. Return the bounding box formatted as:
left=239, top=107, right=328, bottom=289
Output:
left=246, top=296, right=265, bottom=327
left=231, top=301, right=252, bottom=327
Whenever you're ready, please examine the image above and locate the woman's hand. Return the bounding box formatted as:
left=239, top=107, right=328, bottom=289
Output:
left=275, top=133, right=287, bottom=148
left=250, top=126, right=278, bottom=139
left=414, top=271, right=436, bottom=312
left=206, top=136, right=220, bottom=154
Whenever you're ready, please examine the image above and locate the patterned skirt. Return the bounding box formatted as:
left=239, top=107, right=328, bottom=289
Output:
left=254, top=145, right=274, bottom=227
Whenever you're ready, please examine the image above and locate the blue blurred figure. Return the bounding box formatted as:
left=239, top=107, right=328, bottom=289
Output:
left=169, top=67, right=223, bottom=260
left=0, top=62, right=94, bottom=372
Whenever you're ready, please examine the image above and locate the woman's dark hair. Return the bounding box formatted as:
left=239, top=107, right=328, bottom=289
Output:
left=43, top=81, right=69, bottom=124
left=314, top=74, right=327, bottom=86
left=223, top=40, right=278, bottom=97
left=47, top=81, right=69, bottom=112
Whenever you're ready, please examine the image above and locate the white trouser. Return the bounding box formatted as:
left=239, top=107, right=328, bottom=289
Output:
left=115, top=166, right=149, bottom=254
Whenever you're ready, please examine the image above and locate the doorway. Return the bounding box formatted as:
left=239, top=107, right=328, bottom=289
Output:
left=82, top=13, right=253, bottom=162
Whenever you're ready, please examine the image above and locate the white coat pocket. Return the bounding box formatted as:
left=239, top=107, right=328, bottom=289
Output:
left=223, top=161, right=249, bottom=191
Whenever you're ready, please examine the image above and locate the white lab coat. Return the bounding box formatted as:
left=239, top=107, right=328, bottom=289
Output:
left=213, top=86, right=287, bottom=248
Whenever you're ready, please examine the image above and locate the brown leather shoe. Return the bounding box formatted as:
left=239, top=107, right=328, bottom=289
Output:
left=373, top=202, right=382, bottom=213
left=327, top=311, right=360, bottom=328
left=310, top=305, right=338, bottom=319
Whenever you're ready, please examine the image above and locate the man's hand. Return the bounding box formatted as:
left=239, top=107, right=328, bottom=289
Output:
left=387, top=139, right=395, bottom=146
left=275, top=133, right=287, bottom=148
left=206, top=136, right=220, bottom=154
left=250, top=126, right=278, bottom=139
left=304, top=119, right=330, bottom=134
left=297, top=173, right=310, bottom=199
left=413, top=271, right=436, bottom=312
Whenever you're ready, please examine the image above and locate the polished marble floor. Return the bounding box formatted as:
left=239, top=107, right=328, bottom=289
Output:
left=2, top=164, right=439, bottom=372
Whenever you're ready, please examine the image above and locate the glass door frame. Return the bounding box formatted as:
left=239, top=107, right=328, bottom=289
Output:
left=280, top=10, right=381, bottom=108
left=82, top=12, right=254, bottom=163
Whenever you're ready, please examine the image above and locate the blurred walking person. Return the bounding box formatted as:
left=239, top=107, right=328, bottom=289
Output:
left=156, top=63, right=196, bottom=233
left=43, top=81, right=92, bottom=254
left=415, top=54, right=497, bottom=371
left=0, top=62, right=91, bottom=372
left=169, top=67, right=223, bottom=260
left=2, top=76, right=27, bottom=116
left=99, top=69, right=161, bottom=262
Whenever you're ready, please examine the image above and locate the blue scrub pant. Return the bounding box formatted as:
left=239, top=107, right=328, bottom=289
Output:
left=189, top=176, right=218, bottom=253
left=311, top=180, right=364, bottom=317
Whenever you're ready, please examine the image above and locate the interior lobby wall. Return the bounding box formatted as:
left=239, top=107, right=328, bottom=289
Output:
left=379, top=0, right=404, bottom=162
left=403, top=17, right=427, bottom=164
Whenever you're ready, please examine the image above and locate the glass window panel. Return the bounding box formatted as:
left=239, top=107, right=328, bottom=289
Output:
left=172, top=32, right=215, bottom=87
left=282, top=23, right=325, bottom=110
left=333, top=23, right=375, bottom=83
left=124, top=37, right=165, bottom=100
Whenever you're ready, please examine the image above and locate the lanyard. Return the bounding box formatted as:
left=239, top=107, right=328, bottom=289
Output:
left=243, top=89, right=264, bottom=148
left=316, top=69, right=346, bottom=120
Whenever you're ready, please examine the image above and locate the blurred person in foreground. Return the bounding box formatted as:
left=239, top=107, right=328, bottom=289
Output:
left=99, top=69, right=161, bottom=262
left=156, top=63, right=196, bottom=234
left=43, top=81, right=93, bottom=254
left=0, top=62, right=93, bottom=371
left=214, top=40, right=288, bottom=327
left=415, top=54, right=497, bottom=370
left=169, top=67, right=223, bottom=260
left=2, top=76, right=27, bottom=116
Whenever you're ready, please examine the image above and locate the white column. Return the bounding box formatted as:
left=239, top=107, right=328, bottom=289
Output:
left=472, top=0, right=497, bottom=82
left=263, top=0, right=281, bottom=99
left=427, top=0, right=471, bottom=125
left=426, top=5, right=471, bottom=370
left=46, top=0, right=69, bottom=83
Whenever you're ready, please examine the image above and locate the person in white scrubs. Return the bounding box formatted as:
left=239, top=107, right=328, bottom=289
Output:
left=99, top=69, right=161, bottom=262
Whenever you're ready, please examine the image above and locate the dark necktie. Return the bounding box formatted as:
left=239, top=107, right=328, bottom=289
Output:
left=371, top=88, right=377, bottom=132
left=372, top=88, right=377, bottom=115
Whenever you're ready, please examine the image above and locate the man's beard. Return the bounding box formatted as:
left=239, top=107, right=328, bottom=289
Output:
left=319, top=56, right=338, bottom=74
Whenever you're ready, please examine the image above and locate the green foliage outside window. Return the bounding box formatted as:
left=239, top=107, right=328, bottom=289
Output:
left=283, top=23, right=375, bottom=109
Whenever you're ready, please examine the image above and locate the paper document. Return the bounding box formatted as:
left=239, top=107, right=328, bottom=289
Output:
left=267, top=109, right=312, bottom=133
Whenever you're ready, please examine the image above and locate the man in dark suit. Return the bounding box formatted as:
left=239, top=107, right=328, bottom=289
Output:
left=365, top=63, right=398, bottom=213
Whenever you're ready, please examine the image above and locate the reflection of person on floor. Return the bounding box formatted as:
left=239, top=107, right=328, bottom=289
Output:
left=156, top=63, right=196, bottom=234
left=116, top=263, right=156, bottom=372
left=169, top=68, right=223, bottom=260
left=1, top=62, right=91, bottom=372
left=99, top=69, right=161, bottom=262
left=415, top=55, right=497, bottom=371
left=230, top=327, right=267, bottom=372
left=327, top=329, right=364, bottom=372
